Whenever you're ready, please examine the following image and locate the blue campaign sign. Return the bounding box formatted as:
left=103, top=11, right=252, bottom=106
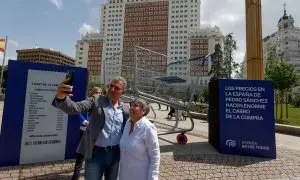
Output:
left=218, top=79, right=276, bottom=158
left=0, top=60, right=88, bottom=167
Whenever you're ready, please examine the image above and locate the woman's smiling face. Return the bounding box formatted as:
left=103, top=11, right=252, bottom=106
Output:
left=129, top=101, right=144, bottom=120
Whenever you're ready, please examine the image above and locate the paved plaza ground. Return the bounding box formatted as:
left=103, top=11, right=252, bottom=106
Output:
left=0, top=103, right=300, bottom=179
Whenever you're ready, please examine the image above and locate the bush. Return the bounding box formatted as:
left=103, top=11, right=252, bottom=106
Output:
left=189, top=103, right=209, bottom=114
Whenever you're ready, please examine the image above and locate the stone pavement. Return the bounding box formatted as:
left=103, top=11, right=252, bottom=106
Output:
left=0, top=104, right=300, bottom=179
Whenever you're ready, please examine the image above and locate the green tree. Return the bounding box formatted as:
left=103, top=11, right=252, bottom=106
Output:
left=265, top=49, right=280, bottom=117
left=122, top=72, right=134, bottom=94
left=223, top=33, right=239, bottom=78
left=290, top=94, right=300, bottom=108
left=186, top=86, right=192, bottom=101
left=193, top=93, right=199, bottom=103
left=208, top=44, right=226, bottom=81
left=266, top=52, right=299, bottom=119
left=200, top=86, right=209, bottom=103
left=166, top=86, right=174, bottom=97
left=151, top=80, right=157, bottom=93
left=234, top=61, right=246, bottom=79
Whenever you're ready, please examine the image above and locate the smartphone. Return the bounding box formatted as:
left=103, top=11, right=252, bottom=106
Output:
left=63, top=70, right=74, bottom=93
left=65, top=70, right=74, bottom=85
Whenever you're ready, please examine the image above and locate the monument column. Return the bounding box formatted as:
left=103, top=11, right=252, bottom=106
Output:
left=245, top=0, right=264, bottom=80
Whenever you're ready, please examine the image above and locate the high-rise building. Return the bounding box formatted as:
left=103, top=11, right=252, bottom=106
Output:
left=122, top=1, right=169, bottom=76
left=99, top=0, right=202, bottom=85
left=100, top=1, right=125, bottom=84
left=75, top=33, right=103, bottom=82
left=16, top=48, right=75, bottom=66
left=167, top=0, right=201, bottom=84
left=263, top=5, right=300, bottom=92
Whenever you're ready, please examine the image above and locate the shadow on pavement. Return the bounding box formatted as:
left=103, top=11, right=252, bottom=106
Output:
left=159, top=137, right=272, bottom=167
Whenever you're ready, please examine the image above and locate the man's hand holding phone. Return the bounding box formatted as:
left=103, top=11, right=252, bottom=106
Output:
left=56, top=70, right=74, bottom=100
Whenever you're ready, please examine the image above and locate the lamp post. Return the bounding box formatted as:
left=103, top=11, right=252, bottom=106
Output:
left=245, top=0, right=264, bottom=80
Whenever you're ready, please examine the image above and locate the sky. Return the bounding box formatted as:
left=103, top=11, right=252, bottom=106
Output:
left=0, top=0, right=299, bottom=66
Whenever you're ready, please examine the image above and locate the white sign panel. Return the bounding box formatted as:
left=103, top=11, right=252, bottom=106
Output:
left=20, top=70, right=68, bottom=164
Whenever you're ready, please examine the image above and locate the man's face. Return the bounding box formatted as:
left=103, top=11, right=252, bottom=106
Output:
left=107, top=80, right=124, bottom=101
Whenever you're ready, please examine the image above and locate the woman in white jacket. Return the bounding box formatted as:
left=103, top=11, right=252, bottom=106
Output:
left=119, top=98, right=160, bottom=180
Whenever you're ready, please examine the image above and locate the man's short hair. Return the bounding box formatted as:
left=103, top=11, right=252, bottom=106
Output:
left=111, top=76, right=127, bottom=90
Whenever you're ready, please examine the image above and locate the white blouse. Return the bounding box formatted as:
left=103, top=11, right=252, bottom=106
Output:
left=119, top=116, right=160, bottom=180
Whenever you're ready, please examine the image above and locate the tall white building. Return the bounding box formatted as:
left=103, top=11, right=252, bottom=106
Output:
left=263, top=6, right=300, bottom=72
left=75, top=32, right=102, bottom=68
left=75, top=32, right=103, bottom=82
left=100, top=0, right=125, bottom=85
left=167, top=0, right=201, bottom=83
left=263, top=5, right=300, bottom=92
left=99, top=0, right=202, bottom=85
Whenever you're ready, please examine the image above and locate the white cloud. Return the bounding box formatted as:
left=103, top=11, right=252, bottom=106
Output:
left=7, top=56, right=16, bottom=62
left=201, top=0, right=246, bottom=63
left=0, top=53, right=16, bottom=65
left=219, top=13, right=243, bottom=23
left=49, top=0, right=63, bottom=10
left=200, top=20, right=213, bottom=28
left=234, top=51, right=246, bottom=64
left=8, top=39, right=19, bottom=48
left=78, top=23, right=99, bottom=36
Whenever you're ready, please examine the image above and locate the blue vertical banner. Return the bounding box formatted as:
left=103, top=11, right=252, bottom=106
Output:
left=218, top=79, right=276, bottom=158
left=0, top=60, right=87, bottom=167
